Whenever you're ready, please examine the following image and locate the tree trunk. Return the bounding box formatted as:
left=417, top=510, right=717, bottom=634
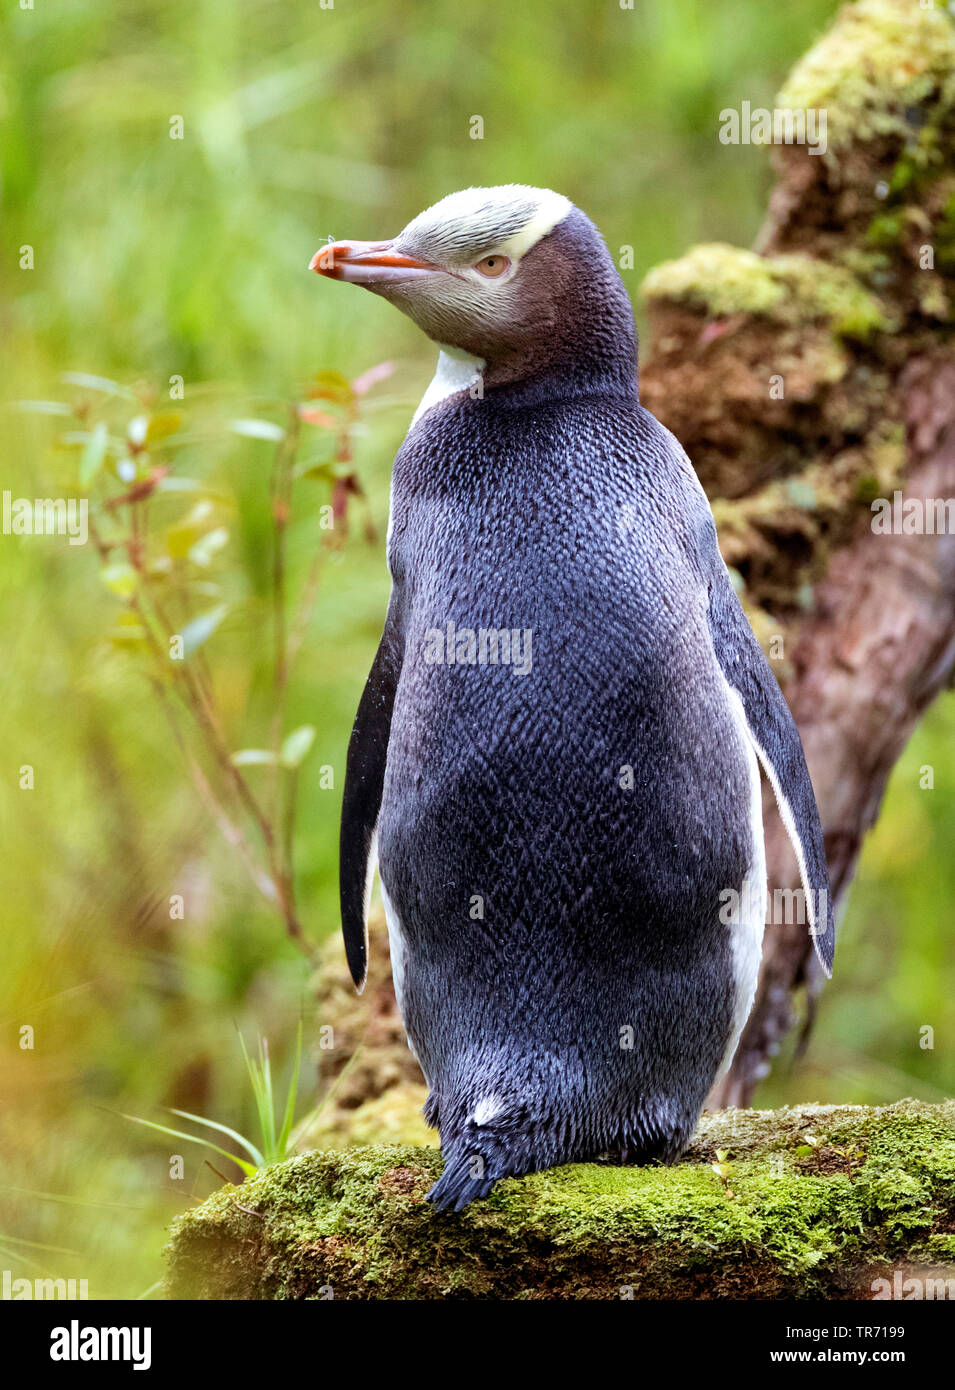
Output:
left=637, top=0, right=955, bottom=1106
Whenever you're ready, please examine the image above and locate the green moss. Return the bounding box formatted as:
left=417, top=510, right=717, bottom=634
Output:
left=915, top=1235, right=955, bottom=1264
left=642, top=244, right=786, bottom=318
left=709, top=416, right=906, bottom=616
left=777, top=0, right=955, bottom=155
left=164, top=1100, right=955, bottom=1300
left=642, top=244, right=892, bottom=340
left=865, top=211, right=906, bottom=250
left=778, top=254, right=893, bottom=337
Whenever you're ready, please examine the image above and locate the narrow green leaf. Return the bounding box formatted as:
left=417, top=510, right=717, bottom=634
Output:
left=239, top=1031, right=271, bottom=1158
left=231, top=748, right=277, bottom=766
left=0, top=1186, right=140, bottom=1211
left=280, top=724, right=316, bottom=768
left=167, top=1109, right=265, bottom=1168
left=277, top=1020, right=303, bottom=1157
left=122, top=1114, right=256, bottom=1177
left=179, top=603, right=228, bottom=657
left=258, top=1039, right=276, bottom=1159
left=0, top=1243, right=55, bottom=1276
left=236, top=1031, right=269, bottom=1156
left=0, top=1232, right=80, bottom=1255
left=156, top=477, right=229, bottom=499
left=230, top=418, right=285, bottom=442
left=188, top=527, right=229, bottom=567
left=13, top=400, right=72, bottom=415
left=79, top=421, right=109, bottom=488
left=62, top=371, right=129, bottom=397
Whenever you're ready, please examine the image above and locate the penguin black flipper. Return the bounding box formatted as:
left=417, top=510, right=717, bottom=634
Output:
left=700, top=512, right=835, bottom=975
left=339, top=602, right=403, bottom=990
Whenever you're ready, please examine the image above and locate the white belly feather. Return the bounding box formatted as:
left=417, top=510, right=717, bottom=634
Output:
left=715, top=683, right=768, bottom=1081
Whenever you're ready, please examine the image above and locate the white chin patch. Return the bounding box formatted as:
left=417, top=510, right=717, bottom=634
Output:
left=411, top=347, right=485, bottom=427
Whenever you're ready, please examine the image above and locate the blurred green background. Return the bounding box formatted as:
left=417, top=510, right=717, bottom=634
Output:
left=0, top=0, right=951, bottom=1298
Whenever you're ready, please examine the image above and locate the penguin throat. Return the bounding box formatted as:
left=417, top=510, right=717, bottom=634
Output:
left=412, top=347, right=486, bottom=426
left=482, top=322, right=639, bottom=403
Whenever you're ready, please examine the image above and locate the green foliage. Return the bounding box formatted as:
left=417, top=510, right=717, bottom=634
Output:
left=125, top=1021, right=304, bottom=1177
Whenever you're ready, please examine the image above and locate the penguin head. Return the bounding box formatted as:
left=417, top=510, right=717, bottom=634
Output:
left=310, top=185, right=637, bottom=391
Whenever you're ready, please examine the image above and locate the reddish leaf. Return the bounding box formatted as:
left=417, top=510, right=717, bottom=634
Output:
left=351, top=361, right=395, bottom=396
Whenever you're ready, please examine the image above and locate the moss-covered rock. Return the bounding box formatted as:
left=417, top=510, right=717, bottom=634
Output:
left=164, top=1100, right=955, bottom=1300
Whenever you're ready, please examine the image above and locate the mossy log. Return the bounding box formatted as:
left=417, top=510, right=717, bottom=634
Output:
left=164, top=1101, right=955, bottom=1299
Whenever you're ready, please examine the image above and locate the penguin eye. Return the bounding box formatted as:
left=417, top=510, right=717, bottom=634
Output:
left=474, top=254, right=511, bottom=278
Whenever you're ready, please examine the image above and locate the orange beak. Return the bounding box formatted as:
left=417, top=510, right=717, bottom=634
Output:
left=309, top=240, right=436, bottom=286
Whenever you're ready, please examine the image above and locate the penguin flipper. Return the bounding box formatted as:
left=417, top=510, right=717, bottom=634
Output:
left=339, top=602, right=403, bottom=991
left=705, top=556, right=835, bottom=976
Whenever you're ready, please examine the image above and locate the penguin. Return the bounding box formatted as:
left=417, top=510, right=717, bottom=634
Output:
left=310, top=185, right=834, bottom=1212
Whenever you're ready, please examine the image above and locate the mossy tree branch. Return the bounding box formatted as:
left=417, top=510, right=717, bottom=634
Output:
left=638, top=0, right=955, bottom=1105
